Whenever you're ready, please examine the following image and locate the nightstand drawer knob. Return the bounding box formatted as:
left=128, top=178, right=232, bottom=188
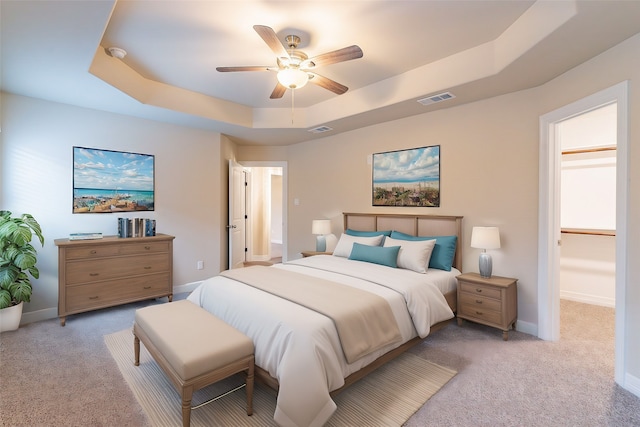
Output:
left=475, top=288, right=483, bottom=293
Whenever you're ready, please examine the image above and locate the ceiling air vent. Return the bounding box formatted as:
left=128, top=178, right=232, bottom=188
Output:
left=417, top=92, right=456, bottom=106
left=308, top=125, right=333, bottom=134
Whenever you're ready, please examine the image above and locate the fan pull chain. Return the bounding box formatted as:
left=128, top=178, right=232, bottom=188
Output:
left=291, top=89, right=295, bottom=125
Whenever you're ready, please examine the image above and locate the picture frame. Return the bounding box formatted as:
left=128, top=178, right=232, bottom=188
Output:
left=73, top=146, right=155, bottom=213
left=372, top=145, right=440, bottom=207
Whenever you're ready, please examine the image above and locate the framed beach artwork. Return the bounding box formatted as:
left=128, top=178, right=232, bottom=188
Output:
left=73, top=147, right=155, bottom=213
left=372, top=145, right=440, bottom=207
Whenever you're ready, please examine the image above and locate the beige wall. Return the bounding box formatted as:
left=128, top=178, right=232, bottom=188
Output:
left=1, top=93, right=225, bottom=319
left=238, top=33, right=640, bottom=383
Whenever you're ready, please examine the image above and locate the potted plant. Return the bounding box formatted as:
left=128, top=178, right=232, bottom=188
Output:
left=0, top=211, right=44, bottom=332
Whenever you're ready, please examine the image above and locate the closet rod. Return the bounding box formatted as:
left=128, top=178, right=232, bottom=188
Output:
left=561, top=228, right=615, bottom=236
left=562, top=146, right=616, bottom=155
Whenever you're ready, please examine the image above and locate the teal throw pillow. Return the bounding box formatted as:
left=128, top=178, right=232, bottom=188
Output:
left=349, top=242, right=400, bottom=268
left=389, top=231, right=457, bottom=271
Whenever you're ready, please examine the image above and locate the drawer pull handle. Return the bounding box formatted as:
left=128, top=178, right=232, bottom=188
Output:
left=90, top=250, right=97, bottom=254
left=144, top=266, right=152, bottom=270
left=89, top=273, right=99, bottom=277
left=475, top=300, right=483, bottom=304
left=475, top=311, right=483, bottom=315
left=143, top=286, right=152, bottom=290
left=145, top=246, right=151, bottom=250
left=475, top=288, right=483, bottom=293
left=89, top=296, right=99, bottom=300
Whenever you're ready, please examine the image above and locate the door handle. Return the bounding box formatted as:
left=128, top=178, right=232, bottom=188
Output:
left=226, top=225, right=237, bottom=229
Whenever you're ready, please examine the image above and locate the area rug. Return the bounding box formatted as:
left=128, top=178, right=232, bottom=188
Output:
left=105, top=328, right=456, bottom=426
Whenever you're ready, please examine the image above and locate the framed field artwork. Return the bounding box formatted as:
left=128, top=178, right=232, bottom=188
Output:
left=73, top=146, right=155, bottom=213
left=372, top=145, right=440, bottom=207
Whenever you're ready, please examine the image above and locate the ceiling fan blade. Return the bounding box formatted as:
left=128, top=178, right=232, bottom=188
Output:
left=253, top=25, right=290, bottom=61
left=216, top=66, right=273, bottom=72
left=308, top=73, right=348, bottom=95
left=303, top=45, right=363, bottom=69
left=270, top=82, right=287, bottom=99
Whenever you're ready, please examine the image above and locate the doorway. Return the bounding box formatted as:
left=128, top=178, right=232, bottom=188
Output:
left=538, top=81, right=628, bottom=386
left=241, top=161, right=287, bottom=265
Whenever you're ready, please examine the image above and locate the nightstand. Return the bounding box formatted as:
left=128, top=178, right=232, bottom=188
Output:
left=456, top=272, right=518, bottom=341
left=301, top=251, right=332, bottom=257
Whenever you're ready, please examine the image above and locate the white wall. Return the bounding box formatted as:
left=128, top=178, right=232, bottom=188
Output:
left=560, top=233, right=616, bottom=306
left=1, top=93, right=225, bottom=322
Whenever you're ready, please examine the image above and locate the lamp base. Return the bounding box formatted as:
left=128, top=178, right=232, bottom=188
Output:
left=479, top=252, right=493, bottom=278
left=316, top=235, right=327, bottom=252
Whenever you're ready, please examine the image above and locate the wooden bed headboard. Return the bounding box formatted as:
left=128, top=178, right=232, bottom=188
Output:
left=343, top=212, right=463, bottom=271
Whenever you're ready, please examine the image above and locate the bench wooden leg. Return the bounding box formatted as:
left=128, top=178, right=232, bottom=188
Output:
left=134, top=335, right=140, bottom=366
left=246, top=356, right=255, bottom=416
left=182, top=386, right=193, bottom=427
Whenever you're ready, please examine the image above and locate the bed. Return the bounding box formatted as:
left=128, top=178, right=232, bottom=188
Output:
left=187, top=212, right=463, bottom=427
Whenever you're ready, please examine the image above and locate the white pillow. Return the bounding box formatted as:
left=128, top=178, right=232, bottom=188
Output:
left=332, top=233, right=384, bottom=258
left=383, top=236, right=436, bottom=273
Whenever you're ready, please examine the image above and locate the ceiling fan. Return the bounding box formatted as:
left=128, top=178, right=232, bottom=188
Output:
left=216, top=25, right=363, bottom=99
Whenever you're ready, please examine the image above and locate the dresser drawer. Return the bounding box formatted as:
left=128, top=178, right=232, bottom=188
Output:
left=460, top=303, right=502, bottom=325
left=66, top=273, right=171, bottom=312
left=65, top=241, right=169, bottom=260
left=65, top=253, right=170, bottom=285
left=459, top=293, right=502, bottom=311
left=459, top=282, right=502, bottom=300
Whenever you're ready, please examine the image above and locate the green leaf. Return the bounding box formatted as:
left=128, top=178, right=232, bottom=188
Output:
left=0, top=289, right=12, bottom=309
left=14, top=252, right=37, bottom=270
left=9, top=280, right=31, bottom=303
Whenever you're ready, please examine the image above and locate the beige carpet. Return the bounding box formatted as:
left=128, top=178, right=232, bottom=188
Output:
left=105, top=328, right=456, bottom=426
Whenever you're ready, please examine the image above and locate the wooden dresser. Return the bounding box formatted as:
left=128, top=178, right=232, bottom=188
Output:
left=54, top=234, right=174, bottom=326
left=456, top=272, right=518, bottom=340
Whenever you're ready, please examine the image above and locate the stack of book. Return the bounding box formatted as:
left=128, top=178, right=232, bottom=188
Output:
left=118, top=218, right=156, bottom=238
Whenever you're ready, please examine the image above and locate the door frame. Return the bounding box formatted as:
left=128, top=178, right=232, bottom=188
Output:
left=538, top=81, right=628, bottom=385
left=240, top=161, right=288, bottom=263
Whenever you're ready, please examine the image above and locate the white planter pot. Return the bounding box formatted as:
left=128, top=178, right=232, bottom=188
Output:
left=0, top=301, right=24, bottom=332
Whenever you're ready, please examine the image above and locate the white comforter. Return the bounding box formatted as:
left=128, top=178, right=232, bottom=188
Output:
left=187, top=255, right=456, bottom=427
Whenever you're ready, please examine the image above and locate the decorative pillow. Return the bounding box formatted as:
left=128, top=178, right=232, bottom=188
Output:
left=345, top=229, right=392, bottom=237
left=332, top=233, right=384, bottom=258
left=390, top=231, right=457, bottom=271
left=383, top=236, right=436, bottom=273
left=349, top=242, right=400, bottom=268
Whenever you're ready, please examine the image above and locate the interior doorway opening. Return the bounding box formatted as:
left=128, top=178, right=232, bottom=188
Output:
left=538, top=81, right=628, bottom=387
left=241, top=161, right=287, bottom=265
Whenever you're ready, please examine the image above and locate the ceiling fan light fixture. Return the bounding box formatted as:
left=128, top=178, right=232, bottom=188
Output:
left=277, top=68, right=309, bottom=89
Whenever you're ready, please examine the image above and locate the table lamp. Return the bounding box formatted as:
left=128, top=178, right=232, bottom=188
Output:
left=470, top=226, right=501, bottom=278
left=312, top=219, right=332, bottom=252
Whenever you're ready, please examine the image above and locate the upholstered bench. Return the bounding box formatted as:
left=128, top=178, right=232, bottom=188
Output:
left=133, top=300, right=254, bottom=427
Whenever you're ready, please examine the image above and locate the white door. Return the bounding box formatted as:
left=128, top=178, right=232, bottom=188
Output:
left=228, top=160, right=247, bottom=269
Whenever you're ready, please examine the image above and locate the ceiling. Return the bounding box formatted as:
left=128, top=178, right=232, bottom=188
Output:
left=3, top=1, right=640, bottom=146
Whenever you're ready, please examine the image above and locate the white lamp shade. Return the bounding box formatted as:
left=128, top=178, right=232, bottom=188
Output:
left=312, top=219, right=331, bottom=235
left=470, top=226, right=501, bottom=249
left=277, top=68, right=309, bottom=89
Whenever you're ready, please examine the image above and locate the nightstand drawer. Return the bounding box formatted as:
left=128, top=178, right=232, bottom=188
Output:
left=459, top=293, right=502, bottom=311
left=460, top=304, right=502, bottom=324
left=459, top=282, right=501, bottom=300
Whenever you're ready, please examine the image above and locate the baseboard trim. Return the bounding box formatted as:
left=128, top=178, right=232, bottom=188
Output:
left=516, top=319, right=537, bottom=337
left=173, top=281, right=201, bottom=295
left=624, top=372, right=640, bottom=399
left=20, top=307, right=58, bottom=326
left=19, top=282, right=203, bottom=326
left=560, top=290, right=614, bottom=308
